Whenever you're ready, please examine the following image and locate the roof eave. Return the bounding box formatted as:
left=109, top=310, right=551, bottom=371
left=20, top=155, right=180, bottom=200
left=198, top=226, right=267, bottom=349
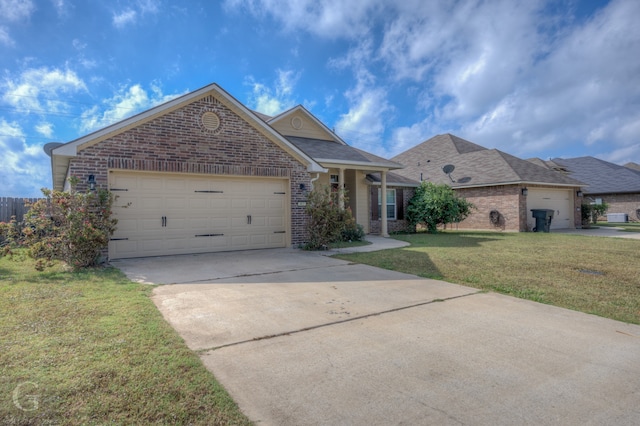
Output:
left=451, top=180, right=585, bottom=189
left=316, top=159, right=404, bottom=170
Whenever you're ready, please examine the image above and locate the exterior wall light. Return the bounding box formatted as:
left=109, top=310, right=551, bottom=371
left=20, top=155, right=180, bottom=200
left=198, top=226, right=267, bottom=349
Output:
left=88, top=174, right=96, bottom=191
left=521, top=187, right=528, bottom=196
left=577, top=190, right=583, bottom=197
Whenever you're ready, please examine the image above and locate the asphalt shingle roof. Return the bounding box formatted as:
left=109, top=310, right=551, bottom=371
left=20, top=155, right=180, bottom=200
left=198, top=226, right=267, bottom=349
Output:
left=551, top=156, right=640, bottom=194
left=391, top=134, right=583, bottom=188
left=286, top=136, right=403, bottom=169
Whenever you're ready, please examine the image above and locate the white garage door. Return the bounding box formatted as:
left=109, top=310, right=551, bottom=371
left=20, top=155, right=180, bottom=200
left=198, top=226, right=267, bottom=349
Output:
left=109, top=172, right=288, bottom=259
left=527, top=188, right=574, bottom=230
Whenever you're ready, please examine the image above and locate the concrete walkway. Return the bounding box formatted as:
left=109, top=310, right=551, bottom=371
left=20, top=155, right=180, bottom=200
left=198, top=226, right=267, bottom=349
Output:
left=108, top=235, right=640, bottom=425
left=554, top=226, right=640, bottom=239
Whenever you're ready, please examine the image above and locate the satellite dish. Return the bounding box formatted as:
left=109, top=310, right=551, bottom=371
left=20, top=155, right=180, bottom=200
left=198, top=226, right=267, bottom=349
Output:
left=442, top=164, right=455, bottom=174
left=43, top=142, right=63, bottom=157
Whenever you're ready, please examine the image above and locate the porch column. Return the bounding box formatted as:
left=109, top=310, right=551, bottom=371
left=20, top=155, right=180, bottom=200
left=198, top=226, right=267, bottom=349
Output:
left=381, top=170, right=389, bottom=237
left=338, top=167, right=345, bottom=210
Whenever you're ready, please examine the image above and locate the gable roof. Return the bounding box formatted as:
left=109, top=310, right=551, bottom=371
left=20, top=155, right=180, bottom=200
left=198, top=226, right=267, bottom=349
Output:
left=392, top=133, right=584, bottom=188
left=49, top=83, right=325, bottom=190
left=270, top=104, right=403, bottom=172
left=551, top=156, right=640, bottom=194
left=286, top=136, right=403, bottom=170
left=625, top=162, right=640, bottom=172
left=268, top=105, right=347, bottom=145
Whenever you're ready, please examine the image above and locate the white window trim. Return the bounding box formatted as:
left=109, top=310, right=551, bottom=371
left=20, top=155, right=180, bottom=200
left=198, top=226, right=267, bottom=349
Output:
left=378, top=188, right=396, bottom=220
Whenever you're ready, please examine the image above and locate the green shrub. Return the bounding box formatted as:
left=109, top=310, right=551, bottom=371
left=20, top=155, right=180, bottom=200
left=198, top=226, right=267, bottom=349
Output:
left=0, top=216, right=22, bottom=256
left=10, top=179, right=117, bottom=270
left=304, top=185, right=363, bottom=249
left=582, top=202, right=609, bottom=225
left=342, top=223, right=365, bottom=242
left=406, top=182, right=475, bottom=233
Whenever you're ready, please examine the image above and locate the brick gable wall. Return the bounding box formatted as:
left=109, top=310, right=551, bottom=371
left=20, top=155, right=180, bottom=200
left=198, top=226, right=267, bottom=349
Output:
left=68, top=94, right=311, bottom=246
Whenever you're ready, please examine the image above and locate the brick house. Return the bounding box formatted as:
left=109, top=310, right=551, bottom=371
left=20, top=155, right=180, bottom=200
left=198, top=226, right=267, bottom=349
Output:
left=49, top=83, right=403, bottom=259
left=538, top=157, right=640, bottom=222
left=391, top=134, right=585, bottom=232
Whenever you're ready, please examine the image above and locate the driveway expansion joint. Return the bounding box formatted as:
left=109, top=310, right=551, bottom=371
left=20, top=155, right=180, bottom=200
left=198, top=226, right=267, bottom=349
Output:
left=172, top=262, right=360, bottom=285
left=196, top=290, right=482, bottom=355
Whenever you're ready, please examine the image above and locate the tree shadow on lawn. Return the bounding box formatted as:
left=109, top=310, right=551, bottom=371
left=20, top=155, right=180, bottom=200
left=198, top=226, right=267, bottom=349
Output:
left=392, top=231, right=508, bottom=248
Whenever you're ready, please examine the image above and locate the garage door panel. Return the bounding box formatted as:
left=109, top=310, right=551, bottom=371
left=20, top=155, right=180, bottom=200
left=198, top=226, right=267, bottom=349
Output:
left=268, top=216, right=284, bottom=227
left=139, top=196, right=164, bottom=210
left=165, top=179, right=188, bottom=191
left=251, top=199, right=266, bottom=209
left=109, top=172, right=288, bottom=259
left=527, top=189, right=573, bottom=230
left=141, top=177, right=164, bottom=191
left=165, top=197, right=188, bottom=209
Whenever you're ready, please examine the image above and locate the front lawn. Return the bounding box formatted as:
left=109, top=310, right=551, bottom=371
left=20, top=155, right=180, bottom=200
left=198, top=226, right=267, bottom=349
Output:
left=334, top=232, right=640, bottom=325
left=0, top=253, right=250, bottom=425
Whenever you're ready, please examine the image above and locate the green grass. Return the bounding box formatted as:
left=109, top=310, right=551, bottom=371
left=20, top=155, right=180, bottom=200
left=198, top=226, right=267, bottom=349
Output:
left=0, top=252, right=251, bottom=425
left=596, top=221, right=640, bottom=232
left=334, top=231, right=640, bottom=325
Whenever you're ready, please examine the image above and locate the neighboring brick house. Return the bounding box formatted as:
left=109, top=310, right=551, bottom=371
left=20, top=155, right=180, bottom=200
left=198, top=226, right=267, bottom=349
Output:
left=391, top=134, right=585, bottom=232
left=539, top=157, right=640, bottom=222
left=48, top=83, right=403, bottom=259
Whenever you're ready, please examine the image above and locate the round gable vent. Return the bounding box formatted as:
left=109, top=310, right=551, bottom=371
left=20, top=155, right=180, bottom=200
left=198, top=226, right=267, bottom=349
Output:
left=201, top=111, right=221, bottom=132
left=291, top=116, right=303, bottom=130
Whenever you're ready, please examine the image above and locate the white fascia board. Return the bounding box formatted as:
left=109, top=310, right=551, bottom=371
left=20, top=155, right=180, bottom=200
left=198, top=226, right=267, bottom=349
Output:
left=316, top=159, right=404, bottom=170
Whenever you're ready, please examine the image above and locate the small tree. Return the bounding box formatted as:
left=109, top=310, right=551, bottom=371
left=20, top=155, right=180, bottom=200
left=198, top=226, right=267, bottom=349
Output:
left=17, top=179, right=117, bottom=270
left=304, top=185, right=361, bottom=249
left=581, top=201, right=609, bottom=226
left=406, top=182, right=474, bottom=233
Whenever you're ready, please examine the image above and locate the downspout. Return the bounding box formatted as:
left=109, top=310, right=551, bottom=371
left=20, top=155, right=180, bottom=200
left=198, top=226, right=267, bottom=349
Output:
left=309, top=173, right=320, bottom=191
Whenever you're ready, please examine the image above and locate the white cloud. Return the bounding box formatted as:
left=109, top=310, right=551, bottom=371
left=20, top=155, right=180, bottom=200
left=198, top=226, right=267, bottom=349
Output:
left=230, top=0, right=639, bottom=164
left=72, top=38, right=86, bottom=50
left=112, top=1, right=160, bottom=28
left=138, top=0, right=160, bottom=15
left=51, top=0, right=71, bottom=17
left=0, top=0, right=36, bottom=22
left=2, top=67, right=87, bottom=114
left=458, top=0, right=640, bottom=158
left=0, top=119, right=49, bottom=197
left=0, top=26, right=14, bottom=46
left=79, top=83, right=181, bottom=133
left=224, top=0, right=383, bottom=39
left=334, top=69, right=393, bottom=157
left=245, top=69, right=300, bottom=116
left=35, top=122, right=54, bottom=137
left=113, top=9, right=137, bottom=28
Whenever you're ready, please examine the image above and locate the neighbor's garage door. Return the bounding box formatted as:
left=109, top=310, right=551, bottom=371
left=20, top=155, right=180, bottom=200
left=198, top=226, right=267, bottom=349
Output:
left=109, top=172, right=288, bottom=259
left=527, top=188, right=573, bottom=230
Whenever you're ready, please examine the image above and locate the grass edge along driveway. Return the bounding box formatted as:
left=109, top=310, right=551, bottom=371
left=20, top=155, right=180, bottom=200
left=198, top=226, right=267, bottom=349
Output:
left=0, top=254, right=251, bottom=426
left=334, top=231, right=640, bottom=325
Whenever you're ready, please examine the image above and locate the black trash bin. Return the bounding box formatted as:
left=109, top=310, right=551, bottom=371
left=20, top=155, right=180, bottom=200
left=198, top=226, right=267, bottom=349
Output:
left=531, top=209, right=554, bottom=232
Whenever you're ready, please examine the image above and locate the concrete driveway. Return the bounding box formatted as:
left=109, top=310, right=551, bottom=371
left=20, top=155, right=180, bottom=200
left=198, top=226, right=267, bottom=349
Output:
left=113, top=244, right=640, bottom=425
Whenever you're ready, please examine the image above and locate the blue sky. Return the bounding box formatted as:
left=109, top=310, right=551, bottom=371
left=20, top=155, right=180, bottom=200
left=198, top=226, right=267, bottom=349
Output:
left=1, top=0, right=639, bottom=197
